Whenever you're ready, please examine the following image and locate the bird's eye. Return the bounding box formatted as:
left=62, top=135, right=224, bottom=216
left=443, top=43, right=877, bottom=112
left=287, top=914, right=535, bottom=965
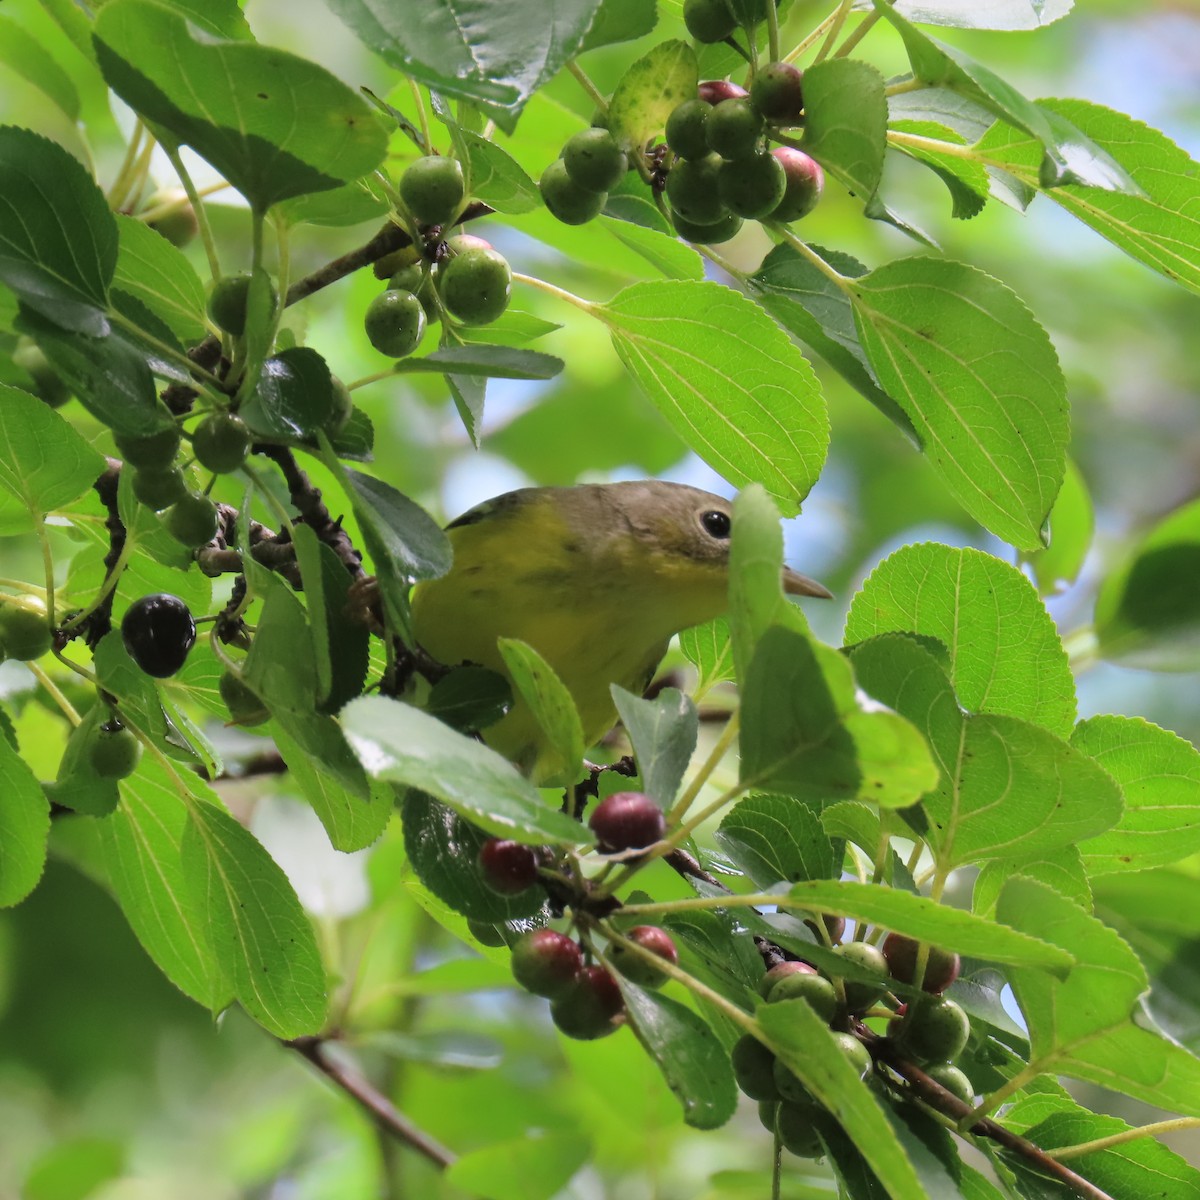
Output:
left=700, top=510, right=731, bottom=539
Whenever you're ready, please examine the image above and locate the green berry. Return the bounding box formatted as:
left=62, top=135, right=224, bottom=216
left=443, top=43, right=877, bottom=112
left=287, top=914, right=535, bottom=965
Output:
left=550, top=965, right=624, bottom=1040
left=539, top=158, right=606, bottom=226
left=833, top=942, right=890, bottom=1014
left=773, top=1059, right=815, bottom=1107
left=927, top=1063, right=975, bottom=1104
left=610, top=925, right=678, bottom=988
left=207, top=273, right=276, bottom=337
left=325, top=376, right=354, bottom=435
left=12, top=341, right=69, bottom=407
left=718, top=151, right=786, bottom=218
left=364, top=289, right=427, bottom=357
left=770, top=148, right=825, bottom=222
left=0, top=602, right=51, bottom=662
left=665, top=99, right=713, bottom=161
left=87, top=721, right=142, bottom=780
left=757, top=960, right=817, bottom=999
left=400, top=155, right=466, bottom=227
left=889, top=996, right=970, bottom=1065
left=438, top=246, right=512, bottom=327
left=511, top=929, right=583, bottom=998
left=132, top=467, right=188, bottom=511
left=192, top=413, right=251, bottom=474
left=372, top=246, right=421, bottom=281
left=750, top=62, right=805, bottom=123
left=163, top=492, right=218, bottom=548
left=563, top=128, right=628, bottom=192
left=705, top=97, right=765, bottom=160
left=671, top=210, right=744, bottom=245
left=766, top=970, right=838, bottom=1021
left=757, top=1100, right=779, bottom=1134
left=387, top=264, right=440, bottom=324
left=683, top=0, right=737, bottom=43
left=731, top=1035, right=780, bottom=1101
left=777, top=1102, right=824, bottom=1158
left=831, top=1032, right=872, bottom=1080
left=665, top=154, right=726, bottom=225
left=115, top=425, right=181, bottom=471
left=218, top=671, right=270, bottom=727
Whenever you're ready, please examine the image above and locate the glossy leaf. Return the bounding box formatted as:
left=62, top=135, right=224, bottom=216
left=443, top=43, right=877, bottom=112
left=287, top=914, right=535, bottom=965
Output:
left=611, top=685, right=697, bottom=811
left=845, top=542, right=1076, bottom=737
left=716, top=794, right=835, bottom=888
left=608, top=40, right=697, bottom=154
left=94, top=0, right=387, bottom=210
left=601, top=282, right=828, bottom=517
left=890, top=119, right=990, bottom=219
left=391, top=345, right=564, bottom=380
left=459, top=128, right=541, bottom=214
left=848, top=257, right=1069, bottom=550
left=580, top=0, right=658, bottom=52
left=341, top=695, right=586, bottom=845
left=0, top=125, right=116, bottom=333
left=801, top=58, right=888, bottom=207
left=243, top=347, right=338, bottom=441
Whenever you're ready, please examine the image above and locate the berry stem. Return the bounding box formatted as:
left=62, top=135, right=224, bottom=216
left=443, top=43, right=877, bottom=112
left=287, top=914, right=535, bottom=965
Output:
left=109, top=308, right=227, bottom=392
left=26, top=660, right=81, bottom=726
left=510, top=272, right=599, bottom=315
left=769, top=224, right=852, bottom=290
left=833, top=11, right=881, bottom=59
left=765, top=0, right=781, bottom=63
left=407, top=78, right=433, bottom=155
left=784, top=10, right=840, bottom=64
left=1047, top=1117, right=1200, bottom=1161
left=812, top=0, right=855, bottom=66
left=566, top=61, right=608, bottom=119
left=667, top=708, right=740, bottom=824
left=33, top=513, right=55, bottom=629
left=163, top=142, right=222, bottom=282
left=107, top=119, right=145, bottom=210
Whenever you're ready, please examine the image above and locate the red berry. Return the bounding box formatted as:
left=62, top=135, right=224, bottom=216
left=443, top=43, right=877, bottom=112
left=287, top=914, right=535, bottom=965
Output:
left=882, top=934, right=961, bottom=994
left=698, top=80, right=748, bottom=107
left=550, top=965, right=624, bottom=1040
left=769, top=148, right=824, bottom=222
left=757, top=960, right=816, bottom=999
left=610, top=925, right=678, bottom=988
left=479, top=838, right=539, bottom=895
left=511, top=929, right=583, bottom=997
left=589, top=792, right=665, bottom=852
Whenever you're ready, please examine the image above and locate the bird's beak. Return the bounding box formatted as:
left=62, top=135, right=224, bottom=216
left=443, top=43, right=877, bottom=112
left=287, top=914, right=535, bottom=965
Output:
left=782, top=566, right=833, bottom=599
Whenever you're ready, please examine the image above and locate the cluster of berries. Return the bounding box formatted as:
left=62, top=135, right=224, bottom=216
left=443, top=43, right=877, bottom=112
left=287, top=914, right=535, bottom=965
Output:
left=539, top=127, right=631, bottom=226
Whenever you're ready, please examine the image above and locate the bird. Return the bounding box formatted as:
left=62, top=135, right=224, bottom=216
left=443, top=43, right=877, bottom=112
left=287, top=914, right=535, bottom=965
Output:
left=410, top=480, right=830, bottom=781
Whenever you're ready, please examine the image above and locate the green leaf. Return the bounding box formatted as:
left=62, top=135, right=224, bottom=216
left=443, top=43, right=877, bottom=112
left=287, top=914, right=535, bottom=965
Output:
left=496, top=638, right=585, bottom=789
left=600, top=215, right=705, bottom=282
left=0, top=126, right=116, bottom=333
left=181, top=799, right=327, bottom=1038
left=242, top=347, right=338, bottom=441
left=741, top=625, right=939, bottom=809
left=749, top=243, right=915, bottom=439
left=1094, top=495, right=1200, bottom=669
left=600, top=282, right=828, bottom=517
left=890, top=119, right=989, bottom=219
left=854, top=1, right=1072, bottom=30
left=0, top=383, right=105, bottom=513
left=391, top=344, right=564, bottom=380
left=459, top=128, right=541, bottom=214
left=112, top=214, right=207, bottom=344
left=786, top=879, right=1073, bottom=972
left=445, top=1132, right=589, bottom=1200
left=848, top=257, right=1068, bottom=549
left=678, top=616, right=735, bottom=697
left=323, top=0, right=603, bottom=132
left=757, top=1003, right=926, bottom=1198
left=997, top=877, right=1200, bottom=1117
left=1072, top=716, right=1200, bottom=876
left=0, top=15, right=80, bottom=120
left=94, top=0, right=387, bottom=211
left=608, top=39, right=698, bottom=154
left=800, top=58, right=888, bottom=207
left=973, top=847, right=1091, bottom=918
left=617, top=980, right=738, bottom=1130
left=716, top=794, right=835, bottom=888
left=49, top=705, right=121, bottom=818
left=425, top=666, right=512, bottom=735
left=580, top=0, right=658, bottom=52
left=22, top=1136, right=126, bottom=1200
left=1021, top=457, right=1093, bottom=597
left=611, top=685, right=697, bottom=811
left=97, top=760, right=230, bottom=1009
left=459, top=310, right=562, bottom=348
left=400, top=792, right=547, bottom=922
left=341, top=695, right=586, bottom=845
left=845, top=542, right=1076, bottom=737
left=850, top=635, right=1120, bottom=870
left=0, top=729, right=49, bottom=907
left=275, top=175, right=391, bottom=227
left=1001, top=1093, right=1200, bottom=1200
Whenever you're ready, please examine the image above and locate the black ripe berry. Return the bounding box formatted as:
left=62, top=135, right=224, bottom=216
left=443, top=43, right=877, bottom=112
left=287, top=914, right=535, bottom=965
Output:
left=121, top=593, right=197, bottom=678
left=478, top=838, right=539, bottom=895
left=589, top=792, right=665, bottom=852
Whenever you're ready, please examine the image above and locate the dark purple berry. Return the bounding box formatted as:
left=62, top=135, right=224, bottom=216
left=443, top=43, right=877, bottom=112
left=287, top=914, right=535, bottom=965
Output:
left=479, top=838, right=539, bottom=895
left=120, top=593, right=196, bottom=678
left=589, top=792, right=665, bottom=852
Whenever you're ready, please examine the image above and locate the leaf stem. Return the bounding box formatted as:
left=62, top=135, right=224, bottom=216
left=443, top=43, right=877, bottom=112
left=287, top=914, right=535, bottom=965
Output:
left=407, top=79, right=433, bottom=155
left=885, top=77, right=926, bottom=97
left=813, top=0, right=855, bottom=66
left=785, top=10, right=840, bottom=64
left=834, top=11, right=881, bottom=58
left=163, top=143, right=222, bottom=281
left=1047, top=1116, right=1200, bottom=1161
left=510, top=272, right=599, bottom=315
left=107, top=309, right=225, bottom=392
left=26, top=660, right=81, bottom=726
left=566, top=61, right=608, bottom=117
left=765, top=0, right=781, bottom=63
left=768, top=224, right=851, bottom=290
left=966, top=1061, right=1043, bottom=1125
left=33, top=514, right=55, bottom=628
left=887, top=129, right=979, bottom=162
left=108, top=120, right=145, bottom=210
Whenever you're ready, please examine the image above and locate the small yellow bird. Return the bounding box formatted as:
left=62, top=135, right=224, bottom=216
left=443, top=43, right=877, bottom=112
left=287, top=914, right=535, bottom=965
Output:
left=411, top=481, right=829, bottom=779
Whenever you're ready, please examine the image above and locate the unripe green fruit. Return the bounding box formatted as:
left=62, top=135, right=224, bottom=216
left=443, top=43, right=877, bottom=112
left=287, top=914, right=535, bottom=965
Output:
left=192, top=413, right=251, bottom=474
left=364, top=289, right=427, bottom=357
left=163, top=492, right=218, bottom=547
left=831, top=1032, right=872, bottom=1079
left=550, top=965, right=624, bottom=1040
left=758, top=960, right=817, bottom=999
left=207, top=273, right=275, bottom=337
left=563, top=128, right=628, bottom=192
left=671, top=210, right=743, bottom=246
left=148, top=203, right=199, bottom=248
left=757, top=1100, right=779, bottom=1134
left=718, top=151, right=787, bottom=218
left=665, top=99, right=713, bottom=161
left=750, top=62, right=805, bottom=122
left=325, top=376, right=354, bottom=435
left=373, top=245, right=421, bottom=281
left=400, top=155, right=466, bottom=227
left=777, top=1102, right=824, bottom=1158
left=766, top=970, right=838, bottom=1021
left=0, top=602, right=51, bottom=662
left=773, top=1059, right=815, bottom=1107
left=539, top=158, right=606, bottom=226
left=13, top=341, right=69, bottom=407
left=665, top=154, right=725, bottom=225
left=87, top=722, right=142, bottom=780
left=439, top=247, right=512, bottom=327
left=610, top=925, right=678, bottom=988
left=218, top=671, right=270, bottom=727
left=115, top=425, right=180, bottom=472
left=770, top=147, right=825, bottom=222
left=132, top=467, right=188, bottom=511
left=387, top=265, right=440, bottom=324
left=683, top=0, right=737, bottom=43
left=889, top=996, right=970, bottom=1064
left=833, top=941, right=890, bottom=1013
left=731, top=1034, right=780, bottom=1101
left=705, top=97, right=765, bottom=160
left=927, top=1063, right=975, bottom=1104
left=511, top=929, right=583, bottom=997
